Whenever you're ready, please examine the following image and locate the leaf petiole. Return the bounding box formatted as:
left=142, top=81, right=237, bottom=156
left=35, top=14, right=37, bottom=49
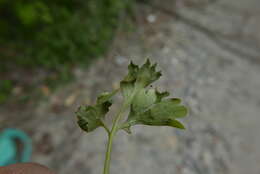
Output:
left=103, top=102, right=126, bottom=174
left=100, top=121, right=110, bottom=134
left=103, top=85, right=140, bottom=174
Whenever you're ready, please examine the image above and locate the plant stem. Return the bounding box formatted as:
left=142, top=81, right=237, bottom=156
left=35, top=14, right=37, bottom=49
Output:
left=103, top=106, right=125, bottom=174
left=103, top=132, right=114, bottom=174
left=101, top=121, right=110, bottom=134
left=103, top=87, right=139, bottom=174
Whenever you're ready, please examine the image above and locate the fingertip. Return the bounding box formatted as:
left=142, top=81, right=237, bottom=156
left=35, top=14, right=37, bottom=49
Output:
left=0, top=163, right=55, bottom=174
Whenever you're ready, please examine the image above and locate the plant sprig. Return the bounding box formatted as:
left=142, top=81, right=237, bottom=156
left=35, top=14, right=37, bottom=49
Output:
left=76, top=59, right=188, bottom=174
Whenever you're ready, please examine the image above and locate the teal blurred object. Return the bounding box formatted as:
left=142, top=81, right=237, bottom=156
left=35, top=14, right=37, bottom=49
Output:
left=0, top=128, right=32, bottom=166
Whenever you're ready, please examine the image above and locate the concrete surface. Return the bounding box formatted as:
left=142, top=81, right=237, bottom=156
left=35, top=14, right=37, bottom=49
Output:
left=1, top=0, right=260, bottom=174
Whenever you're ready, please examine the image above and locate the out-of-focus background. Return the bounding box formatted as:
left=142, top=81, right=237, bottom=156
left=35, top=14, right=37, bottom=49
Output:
left=0, top=0, right=260, bottom=173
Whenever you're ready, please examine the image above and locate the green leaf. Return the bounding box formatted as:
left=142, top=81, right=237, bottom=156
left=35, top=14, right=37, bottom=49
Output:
left=76, top=59, right=188, bottom=135
left=15, top=3, right=38, bottom=26
left=118, top=59, right=187, bottom=133
left=122, top=61, right=139, bottom=83
left=150, top=99, right=187, bottom=118
left=168, top=119, right=185, bottom=129
left=121, top=96, right=187, bottom=133
left=76, top=104, right=109, bottom=132
left=155, top=90, right=170, bottom=103
left=76, top=90, right=117, bottom=133
left=97, top=89, right=118, bottom=104
left=132, top=88, right=157, bottom=113
left=120, top=81, right=134, bottom=99
left=136, top=59, right=162, bottom=87
left=120, top=59, right=162, bottom=99
left=123, top=100, right=187, bottom=132
left=120, top=61, right=139, bottom=99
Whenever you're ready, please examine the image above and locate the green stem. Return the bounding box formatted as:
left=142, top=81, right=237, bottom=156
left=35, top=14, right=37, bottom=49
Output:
left=103, top=132, right=114, bottom=174
left=101, top=121, right=110, bottom=134
left=103, top=105, right=126, bottom=174
left=103, top=86, right=139, bottom=174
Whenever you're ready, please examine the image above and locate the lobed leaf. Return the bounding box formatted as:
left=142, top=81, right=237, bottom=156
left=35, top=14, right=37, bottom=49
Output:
left=97, top=90, right=118, bottom=104
left=119, top=59, right=188, bottom=133
left=124, top=95, right=187, bottom=127
left=120, top=59, right=162, bottom=100
left=76, top=59, right=188, bottom=134
left=76, top=90, right=117, bottom=133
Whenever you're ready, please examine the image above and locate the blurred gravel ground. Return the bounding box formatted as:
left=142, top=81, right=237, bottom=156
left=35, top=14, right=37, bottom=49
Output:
left=1, top=0, right=260, bottom=174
